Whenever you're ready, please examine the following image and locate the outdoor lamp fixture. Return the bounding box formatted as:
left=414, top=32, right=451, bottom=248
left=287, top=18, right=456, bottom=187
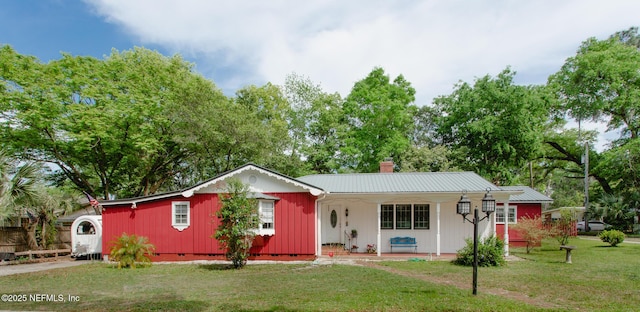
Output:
left=456, top=188, right=496, bottom=295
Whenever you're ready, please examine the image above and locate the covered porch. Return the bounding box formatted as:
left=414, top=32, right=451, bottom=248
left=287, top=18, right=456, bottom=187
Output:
left=314, top=190, right=516, bottom=258
left=320, top=244, right=457, bottom=261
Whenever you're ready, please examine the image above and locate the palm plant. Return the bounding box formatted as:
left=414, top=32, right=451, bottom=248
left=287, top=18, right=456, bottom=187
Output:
left=600, top=194, right=635, bottom=231
left=0, top=149, right=40, bottom=223
left=109, top=233, right=155, bottom=268
left=22, top=187, right=78, bottom=249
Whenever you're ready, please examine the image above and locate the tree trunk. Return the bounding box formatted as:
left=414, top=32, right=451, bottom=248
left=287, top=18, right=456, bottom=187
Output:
left=22, top=221, right=39, bottom=250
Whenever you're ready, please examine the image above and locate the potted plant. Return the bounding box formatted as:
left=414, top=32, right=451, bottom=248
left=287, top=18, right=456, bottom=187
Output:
left=351, top=229, right=358, bottom=238
left=366, top=244, right=376, bottom=254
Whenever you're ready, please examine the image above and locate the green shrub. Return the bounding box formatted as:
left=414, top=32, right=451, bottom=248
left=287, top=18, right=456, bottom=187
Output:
left=599, top=229, right=625, bottom=247
left=109, top=233, right=155, bottom=268
left=453, top=235, right=505, bottom=267
left=214, top=179, right=259, bottom=269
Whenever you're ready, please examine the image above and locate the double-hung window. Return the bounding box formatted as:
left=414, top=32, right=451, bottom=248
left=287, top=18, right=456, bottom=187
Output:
left=172, top=201, right=190, bottom=231
left=395, top=204, right=412, bottom=229
left=414, top=204, right=430, bottom=229
left=380, top=203, right=430, bottom=230
left=496, top=206, right=517, bottom=224
left=258, top=200, right=275, bottom=236
left=381, top=205, right=394, bottom=229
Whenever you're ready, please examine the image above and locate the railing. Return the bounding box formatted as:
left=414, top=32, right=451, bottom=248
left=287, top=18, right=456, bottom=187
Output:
left=344, top=231, right=358, bottom=253
left=14, top=249, right=71, bottom=260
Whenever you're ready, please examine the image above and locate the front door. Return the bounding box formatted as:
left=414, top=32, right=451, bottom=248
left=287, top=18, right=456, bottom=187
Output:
left=322, top=205, right=342, bottom=244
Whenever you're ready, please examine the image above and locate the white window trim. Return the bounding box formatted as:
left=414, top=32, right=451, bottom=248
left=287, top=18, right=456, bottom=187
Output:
left=413, top=204, right=430, bottom=230
left=256, top=200, right=275, bottom=236
left=496, top=205, right=517, bottom=224
left=381, top=204, right=394, bottom=229
left=172, top=201, right=190, bottom=231
left=381, top=203, right=431, bottom=230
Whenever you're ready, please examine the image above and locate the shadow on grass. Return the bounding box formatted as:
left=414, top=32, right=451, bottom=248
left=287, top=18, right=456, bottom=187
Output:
left=400, top=289, right=438, bottom=295
left=3, top=293, right=210, bottom=312
left=198, top=263, right=235, bottom=271
left=104, top=265, right=153, bottom=270
left=216, top=303, right=300, bottom=312
left=123, top=298, right=210, bottom=311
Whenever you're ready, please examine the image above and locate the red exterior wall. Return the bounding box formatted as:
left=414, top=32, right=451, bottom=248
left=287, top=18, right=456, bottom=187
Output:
left=495, top=203, right=542, bottom=248
left=102, top=192, right=317, bottom=261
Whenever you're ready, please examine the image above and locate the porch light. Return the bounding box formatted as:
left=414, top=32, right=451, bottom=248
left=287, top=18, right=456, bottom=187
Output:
left=456, top=189, right=497, bottom=296
left=456, top=192, right=471, bottom=217
left=481, top=190, right=496, bottom=214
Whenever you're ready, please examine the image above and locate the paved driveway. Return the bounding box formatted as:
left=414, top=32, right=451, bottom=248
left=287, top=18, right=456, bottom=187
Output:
left=0, top=260, right=89, bottom=277
left=578, top=235, right=640, bottom=244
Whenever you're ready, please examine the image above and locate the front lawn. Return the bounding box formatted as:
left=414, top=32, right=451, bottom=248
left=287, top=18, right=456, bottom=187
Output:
left=0, top=237, right=637, bottom=311
left=382, top=237, right=640, bottom=311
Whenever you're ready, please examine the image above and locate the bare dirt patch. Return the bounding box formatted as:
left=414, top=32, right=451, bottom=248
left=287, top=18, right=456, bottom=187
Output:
left=357, top=260, right=561, bottom=310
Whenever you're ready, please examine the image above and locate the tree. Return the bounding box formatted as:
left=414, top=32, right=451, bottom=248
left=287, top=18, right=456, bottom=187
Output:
left=0, top=46, right=227, bottom=199
left=0, top=149, right=77, bottom=249
left=611, top=26, right=640, bottom=48
left=434, top=68, right=551, bottom=185
left=21, top=186, right=77, bottom=250
left=284, top=73, right=344, bottom=174
left=411, top=104, right=443, bottom=147
left=180, top=82, right=297, bottom=178
left=598, top=193, right=635, bottom=232
left=551, top=208, right=578, bottom=246
left=214, top=179, right=259, bottom=269
left=548, top=27, right=640, bottom=226
left=231, top=83, right=310, bottom=177
left=549, top=30, right=640, bottom=141
left=0, top=149, right=40, bottom=222
left=341, top=67, right=416, bottom=172
left=399, top=145, right=457, bottom=172
left=512, top=215, right=550, bottom=253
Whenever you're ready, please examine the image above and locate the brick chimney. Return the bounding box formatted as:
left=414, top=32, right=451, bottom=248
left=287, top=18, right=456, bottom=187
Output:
left=379, top=158, right=394, bottom=173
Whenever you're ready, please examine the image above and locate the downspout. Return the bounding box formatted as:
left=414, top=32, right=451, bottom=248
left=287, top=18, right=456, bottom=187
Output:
left=436, top=202, right=441, bottom=256
left=377, top=202, right=382, bottom=257
left=503, top=199, right=510, bottom=257
left=315, top=193, right=327, bottom=257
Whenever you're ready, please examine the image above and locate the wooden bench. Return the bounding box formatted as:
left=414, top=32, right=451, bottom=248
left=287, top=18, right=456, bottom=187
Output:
left=559, top=245, right=576, bottom=264
left=390, top=237, right=417, bottom=253
left=14, top=249, right=71, bottom=260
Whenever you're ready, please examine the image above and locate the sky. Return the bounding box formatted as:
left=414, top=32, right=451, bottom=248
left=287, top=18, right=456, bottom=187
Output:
left=2, top=0, right=640, bottom=150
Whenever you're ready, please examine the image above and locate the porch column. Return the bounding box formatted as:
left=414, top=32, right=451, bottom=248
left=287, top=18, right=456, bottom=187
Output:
left=316, top=201, right=322, bottom=257
left=503, top=200, right=510, bottom=257
left=377, top=203, right=381, bottom=257
left=436, top=202, right=441, bottom=256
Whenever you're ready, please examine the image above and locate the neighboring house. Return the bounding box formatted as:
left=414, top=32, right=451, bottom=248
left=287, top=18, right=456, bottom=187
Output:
left=100, top=162, right=525, bottom=261
left=495, top=186, right=554, bottom=249
left=542, top=207, right=585, bottom=223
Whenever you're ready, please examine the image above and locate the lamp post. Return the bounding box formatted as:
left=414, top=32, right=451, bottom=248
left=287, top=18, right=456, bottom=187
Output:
left=456, top=189, right=496, bottom=295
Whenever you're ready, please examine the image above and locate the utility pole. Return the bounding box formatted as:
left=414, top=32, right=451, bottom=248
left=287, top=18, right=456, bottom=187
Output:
left=584, top=142, right=590, bottom=232
left=529, top=161, right=534, bottom=188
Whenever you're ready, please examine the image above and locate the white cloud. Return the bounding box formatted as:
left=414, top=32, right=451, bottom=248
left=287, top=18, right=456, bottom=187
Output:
left=85, top=0, right=639, bottom=148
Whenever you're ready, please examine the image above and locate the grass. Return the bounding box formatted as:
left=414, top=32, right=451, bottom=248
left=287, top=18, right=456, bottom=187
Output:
left=382, top=237, right=640, bottom=311
left=0, top=237, right=638, bottom=311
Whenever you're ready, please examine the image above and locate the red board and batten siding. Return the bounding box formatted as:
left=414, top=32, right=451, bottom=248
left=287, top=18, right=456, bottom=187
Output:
left=495, top=203, right=542, bottom=248
left=102, top=192, right=317, bottom=261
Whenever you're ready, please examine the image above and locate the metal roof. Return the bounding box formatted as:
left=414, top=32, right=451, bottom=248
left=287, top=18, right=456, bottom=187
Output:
left=100, top=163, right=322, bottom=206
left=500, top=186, right=553, bottom=202
left=297, top=171, right=500, bottom=193
left=247, top=192, right=281, bottom=201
